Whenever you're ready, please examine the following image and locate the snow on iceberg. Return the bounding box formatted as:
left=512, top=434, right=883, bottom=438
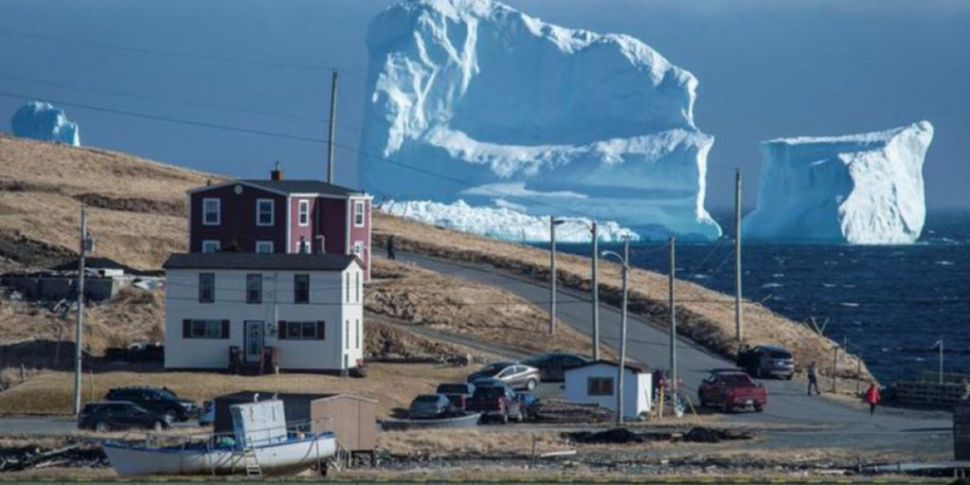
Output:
left=742, top=121, right=934, bottom=245
left=10, top=101, right=81, bottom=146
left=359, top=0, right=721, bottom=241
left=380, top=199, right=639, bottom=243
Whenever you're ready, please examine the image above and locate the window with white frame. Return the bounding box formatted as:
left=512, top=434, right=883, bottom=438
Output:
left=201, top=240, right=221, bottom=253
left=353, top=241, right=364, bottom=258
left=278, top=321, right=324, bottom=340
left=198, top=273, right=215, bottom=303
left=246, top=274, right=262, bottom=304
left=355, top=271, right=360, bottom=303
left=256, top=199, right=275, bottom=226
left=255, top=241, right=274, bottom=254
left=298, top=200, right=310, bottom=226
left=184, top=319, right=227, bottom=339
left=587, top=377, right=614, bottom=396
left=356, top=319, right=360, bottom=349
left=345, top=320, right=349, bottom=349
left=344, top=273, right=350, bottom=303
left=202, top=198, right=220, bottom=225
left=353, top=200, right=365, bottom=227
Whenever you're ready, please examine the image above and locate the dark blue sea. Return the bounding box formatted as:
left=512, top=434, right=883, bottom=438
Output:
left=554, top=210, right=970, bottom=383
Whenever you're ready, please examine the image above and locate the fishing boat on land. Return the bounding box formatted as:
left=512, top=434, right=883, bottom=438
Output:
left=102, top=397, right=335, bottom=477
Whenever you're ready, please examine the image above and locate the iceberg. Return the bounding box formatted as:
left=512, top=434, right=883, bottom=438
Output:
left=359, top=0, right=721, bottom=241
left=742, top=121, right=934, bottom=244
left=10, top=101, right=81, bottom=146
left=380, top=199, right=639, bottom=243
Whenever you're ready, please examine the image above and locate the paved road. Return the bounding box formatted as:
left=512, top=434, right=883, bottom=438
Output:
left=395, top=252, right=953, bottom=454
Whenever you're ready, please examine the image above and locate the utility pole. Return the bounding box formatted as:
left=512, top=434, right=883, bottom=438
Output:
left=73, top=207, right=88, bottom=416
left=549, top=216, right=563, bottom=335
left=326, top=69, right=338, bottom=184
left=938, top=338, right=944, bottom=385
left=601, top=240, right=629, bottom=425
left=617, top=238, right=629, bottom=425
left=669, top=237, right=677, bottom=399
left=735, top=168, right=743, bottom=342
left=591, top=222, right=600, bottom=361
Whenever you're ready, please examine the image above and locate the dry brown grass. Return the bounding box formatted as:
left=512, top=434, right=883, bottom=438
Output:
left=0, top=363, right=467, bottom=419
left=379, top=429, right=571, bottom=458
left=373, top=212, right=874, bottom=387
left=367, top=259, right=610, bottom=357
left=0, top=135, right=217, bottom=270
left=0, top=287, right=163, bottom=361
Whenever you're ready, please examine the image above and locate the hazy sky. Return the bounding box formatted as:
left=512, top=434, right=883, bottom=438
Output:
left=1, top=0, right=967, bottom=210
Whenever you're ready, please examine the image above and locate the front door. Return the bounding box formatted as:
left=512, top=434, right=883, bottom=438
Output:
left=244, top=321, right=264, bottom=364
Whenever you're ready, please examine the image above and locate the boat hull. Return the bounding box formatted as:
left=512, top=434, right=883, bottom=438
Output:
left=103, top=434, right=336, bottom=477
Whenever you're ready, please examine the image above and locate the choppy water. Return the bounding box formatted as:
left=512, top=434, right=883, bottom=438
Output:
left=554, top=210, right=970, bottom=383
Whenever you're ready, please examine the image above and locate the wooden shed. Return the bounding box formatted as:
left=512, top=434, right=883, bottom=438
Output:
left=213, top=391, right=377, bottom=452
left=311, top=394, right=378, bottom=452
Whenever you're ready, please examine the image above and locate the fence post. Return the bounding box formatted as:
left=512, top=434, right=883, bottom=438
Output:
left=831, top=346, right=839, bottom=393
left=20, top=363, right=26, bottom=383
left=856, top=359, right=861, bottom=396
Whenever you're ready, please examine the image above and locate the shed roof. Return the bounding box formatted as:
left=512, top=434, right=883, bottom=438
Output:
left=163, top=253, right=358, bottom=271
left=567, top=360, right=650, bottom=374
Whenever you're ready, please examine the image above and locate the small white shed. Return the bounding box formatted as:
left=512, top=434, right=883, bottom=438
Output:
left=564, top=360, right=652, bottom=419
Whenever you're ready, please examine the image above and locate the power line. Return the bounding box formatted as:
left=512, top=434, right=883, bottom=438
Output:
left=0, top=73, right=327, bottom=123
left=0, top=90, right=326, bottom=144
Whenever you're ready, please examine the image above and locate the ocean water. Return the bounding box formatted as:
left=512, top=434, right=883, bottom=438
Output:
left=555, top=210, right=970, bottom=383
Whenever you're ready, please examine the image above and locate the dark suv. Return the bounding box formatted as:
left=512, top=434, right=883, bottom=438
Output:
left=104, top=387, right=197, bottom=421
left=466, top=383, right=524, bottom=424
left=738, top=345, right=795, bottom=380
left=78, top=402, right=171, bottom=432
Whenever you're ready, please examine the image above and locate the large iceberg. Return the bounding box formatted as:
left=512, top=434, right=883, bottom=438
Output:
left=10, top=101, right=81, bottom=146
left=380, top=199, right=639, bottom=243
left=359, top=0, right=721, bottom=241
left=742, top=121, right=934, bottom=244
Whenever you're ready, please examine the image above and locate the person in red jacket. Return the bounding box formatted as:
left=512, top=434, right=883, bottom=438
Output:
left=865, top=383, right=881, bottom=415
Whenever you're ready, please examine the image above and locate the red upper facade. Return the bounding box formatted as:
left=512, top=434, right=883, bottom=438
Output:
left=187, top=173, right=372, bottom=280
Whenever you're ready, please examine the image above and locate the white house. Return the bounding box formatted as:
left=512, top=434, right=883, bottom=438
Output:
left=564, top=360, right=653, bottom=419
left=162, top=252, right=364, bottom=373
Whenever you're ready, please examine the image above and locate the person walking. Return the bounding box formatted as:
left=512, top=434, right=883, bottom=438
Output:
left=865, top=383, right=881, bottom=415
left=387, top=235, right=396, bottom=260
left=807, top=361, right=821, bottom=396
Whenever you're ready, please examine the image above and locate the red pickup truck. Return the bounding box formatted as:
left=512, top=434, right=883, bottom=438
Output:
left=697, top=369, right=767, bottom=413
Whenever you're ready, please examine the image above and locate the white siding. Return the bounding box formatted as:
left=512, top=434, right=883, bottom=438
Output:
left=164, top=262, right=364, bottom=371
left=563, top=364, right=652, bottom=419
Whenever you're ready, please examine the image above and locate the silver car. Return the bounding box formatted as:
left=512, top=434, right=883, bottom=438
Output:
left=467, top=362, right=541, bottom=391
left=741, top=345, right=795, bottom=379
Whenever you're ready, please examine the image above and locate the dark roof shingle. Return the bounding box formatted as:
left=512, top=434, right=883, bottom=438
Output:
left=163, top=253, right=358, bottom=271
left=239, top=179, right=364, bottom=197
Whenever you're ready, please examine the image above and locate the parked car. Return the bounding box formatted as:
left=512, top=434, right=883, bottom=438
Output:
left=78, top=401, right=171, bottom=432
left=104, top=387, right=197, bottom=421
left=436, top=383, right=476, bottom=411
left=697, top=369, right=767, bottom=413
left=197, top=400, right=215, bottom=426
left=408, top=394, right=456, bottom=419
left=523, top=353, right=590, bottom=382
left=466, top=382, right=525, bottom=424
left=466, top=362, right=541, bottom=390
left=738, top=345, right=795, bottom=379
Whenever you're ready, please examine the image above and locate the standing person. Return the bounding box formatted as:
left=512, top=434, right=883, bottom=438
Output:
left=807, top=361, right=821, bottom=396
left=386, top=235, right=396, bottom=260
left=960, top=378, right=970, bottom=401
left=865, top=383, right=881, bottom=415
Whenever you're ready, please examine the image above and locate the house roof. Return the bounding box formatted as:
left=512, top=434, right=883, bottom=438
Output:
left=567, top=359, right=650, bottom=374
left=238, top=179, right=365, bottom=197
left=162, top=252, right=359, bottom=271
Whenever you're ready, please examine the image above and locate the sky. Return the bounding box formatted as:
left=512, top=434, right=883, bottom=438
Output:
left=0, top=0, right=967, bottom=210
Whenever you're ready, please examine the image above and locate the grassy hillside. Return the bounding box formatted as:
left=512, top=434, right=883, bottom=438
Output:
left=0, top=134, right=215, bottom=270
left=0, top=134, right=873, bottom=391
